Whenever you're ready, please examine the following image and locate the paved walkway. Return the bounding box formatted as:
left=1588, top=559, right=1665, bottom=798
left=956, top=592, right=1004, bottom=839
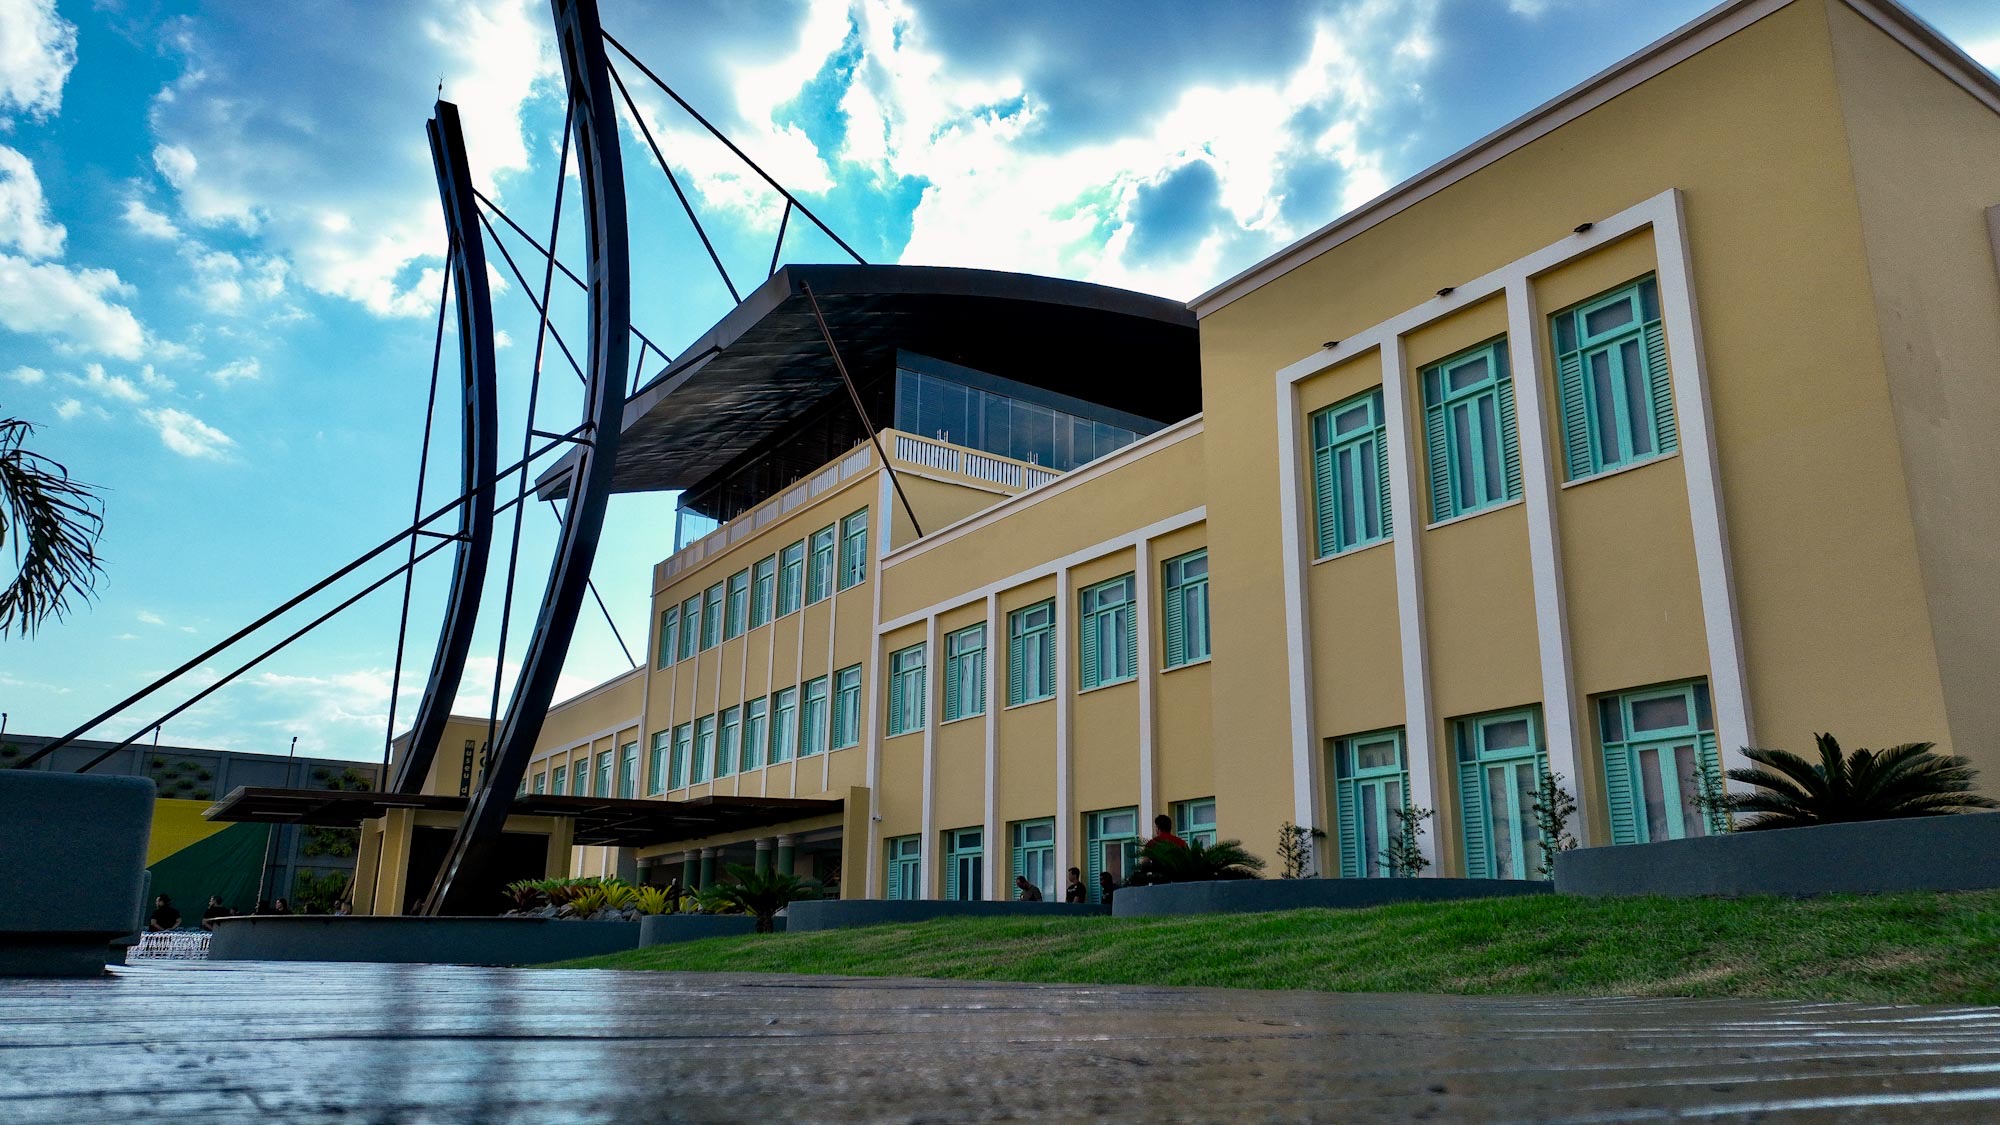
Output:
left=5, top=962, right=2000, bottom=1122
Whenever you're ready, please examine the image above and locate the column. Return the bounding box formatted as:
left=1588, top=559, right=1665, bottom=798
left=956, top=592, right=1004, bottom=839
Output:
left=755, top=838, right=774, bottom=875
left=775, top=834, right=796, bottom=876
left=698, top=847, right=717, bottom=889
left=682, top=848, right=700, bottom=890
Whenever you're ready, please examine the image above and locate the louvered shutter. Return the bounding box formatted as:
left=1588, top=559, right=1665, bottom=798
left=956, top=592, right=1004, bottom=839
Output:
left=1079, top=609, right=1100, bottom=690
left=1085, top=823, right=1104, bottom=904
left=1557, top=350, right=1591, bottom=479
left=1007, top=630, right=1026, bottom=707
left=1604, top=744, right=1640, bottom=845
left=944, top=845, right=959, bottom=901
left=943, top=648, right=960, bottom=721
left=1373, top=422, right=1391, bottom=538
left=1123, top=601, right=1137, bottom=680
left=885, top=848, right=903, bottom=901
left=970, top=649, right=985, bottom=715
left=1496, top=367, right=1522, bottom=500
left=888, top=667, right=906, bottom=736
left=1425, top=402, right=1452, bottom=523
left=1458, top=760, right=1491, bottom=879
left=1163, top=577, right=1186, bottom=669
left=1337, top=777, right=1361, bottom=878
left=1644, top=320, right=1677, bottom=455
left=1313, top=445, right=1337, bottom=556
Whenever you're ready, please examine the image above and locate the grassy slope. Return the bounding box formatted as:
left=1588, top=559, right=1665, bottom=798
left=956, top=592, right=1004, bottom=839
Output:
left=558, top=891, right=2000, bottom=1004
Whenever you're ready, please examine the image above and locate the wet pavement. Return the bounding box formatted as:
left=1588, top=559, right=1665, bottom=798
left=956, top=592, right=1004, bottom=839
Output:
left=4, top=961, right=1999, bottom=1122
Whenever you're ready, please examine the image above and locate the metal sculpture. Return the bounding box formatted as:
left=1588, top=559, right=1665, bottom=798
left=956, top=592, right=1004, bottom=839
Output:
left=389, top=99, right=500, bottom=795
left=418, top=0, right=630, bottom=914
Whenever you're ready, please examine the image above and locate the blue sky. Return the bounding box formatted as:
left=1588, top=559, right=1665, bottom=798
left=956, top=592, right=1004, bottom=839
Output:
left=3, top=0, right=1996, bottom=763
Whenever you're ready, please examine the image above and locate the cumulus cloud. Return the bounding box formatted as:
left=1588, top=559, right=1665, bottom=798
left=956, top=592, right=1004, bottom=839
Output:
left=52, top=396, right=81, bottom=419
left=137, top=609, right=167, bottom=626
left=0, top=253, right=146, bottom=356
left=121, top=197, right=181, bottom=240
left=0, top=0, right=76, bottom=120
left=66, top=362, right=148, bottom=403
left=141, top=406, right=235, bottom=460
left=0, top=145, right=64, bottom=256
left=4, top=363, right=43, bottom=384
left=210, top=357, right=261, bottom=386
left=146, top=0, right=555, bottom=317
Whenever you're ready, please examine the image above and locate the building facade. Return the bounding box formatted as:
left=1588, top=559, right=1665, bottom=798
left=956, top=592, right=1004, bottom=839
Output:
left=476, top=0, right=1995, bottom=905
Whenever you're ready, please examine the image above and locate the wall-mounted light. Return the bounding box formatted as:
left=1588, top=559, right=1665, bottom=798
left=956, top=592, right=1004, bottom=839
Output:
left=1436, top=286, right=1455, bottom=298
left=1321, top=340, right=1340, bottom=350
left=1574, top=221, right=1594, bottom=234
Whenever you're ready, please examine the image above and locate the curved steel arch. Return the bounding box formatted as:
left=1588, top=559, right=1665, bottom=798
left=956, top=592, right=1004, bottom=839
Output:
left=421, top=0, right=631, bottom=914
left=391, top=100, right=502, bottom=796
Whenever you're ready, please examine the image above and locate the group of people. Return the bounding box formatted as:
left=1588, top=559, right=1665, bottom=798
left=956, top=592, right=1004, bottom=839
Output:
left=1013, top=814, right=1187, bottom=905
left=145, top=894, right=332, bottom=932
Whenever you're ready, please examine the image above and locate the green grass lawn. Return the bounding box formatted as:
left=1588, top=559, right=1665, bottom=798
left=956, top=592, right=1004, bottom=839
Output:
left=557, top=890, right=2000, bottom=1004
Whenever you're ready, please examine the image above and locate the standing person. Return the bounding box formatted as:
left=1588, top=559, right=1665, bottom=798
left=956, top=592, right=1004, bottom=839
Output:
left=200, top=896, right=232, bottom=932
left=271, top=898, right=291, bottom=915
left=1014, top=874, right=1043, bottom=902
left=1064, top=867, right=1086, bottom=904
left=1097, top=871, right=1119, bottom=906
left=147, top=895, right=182, bottom=931
left=1147, top=814, right=1186, bottom=850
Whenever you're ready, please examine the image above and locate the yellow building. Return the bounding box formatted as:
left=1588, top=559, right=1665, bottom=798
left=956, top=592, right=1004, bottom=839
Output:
left=419, top=0, right=2000, bottom=906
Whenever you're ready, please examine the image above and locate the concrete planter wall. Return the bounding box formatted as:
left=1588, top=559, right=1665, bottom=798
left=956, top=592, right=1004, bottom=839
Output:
left=208, top=915, right=640, bottom=965
left=1555, top=813, right=2000, bottom=897
left=1112, top=877, right=1551, bottom=917
left=785, top=900, right=1108, bottom=932
left=1, top=771, right=155, bottom=977
left=638, top=914, right=771, bottom=945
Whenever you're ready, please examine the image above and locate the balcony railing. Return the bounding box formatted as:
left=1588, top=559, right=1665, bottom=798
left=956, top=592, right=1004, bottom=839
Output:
left=891, top=432, right=1060, bottom=490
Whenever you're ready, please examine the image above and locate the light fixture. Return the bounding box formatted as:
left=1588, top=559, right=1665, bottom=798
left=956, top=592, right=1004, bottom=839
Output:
left=1436, top=286, right=1455, bottom=298
left=1574, top=221, right=1594, bottom=234
left=1321, top=340, right=1339, bottom=350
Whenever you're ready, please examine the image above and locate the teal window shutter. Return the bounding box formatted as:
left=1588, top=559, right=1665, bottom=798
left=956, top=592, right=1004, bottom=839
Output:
left=1557, top=351, right=1591, bottom=479
left=888, top=661, right=905, bottom=735
left=1597, top=680, right=1717, bottom=845
left=1336, top=776, right=1361, bottom=878
left=1313, top=444, right=1337, bottom=557
left=1604, top=743, right=1640, bottom=845
left=943, top=646, right=961, bottom=721
left=1078, top=600, right=1100, bottom=689
left=944, top=845, right=958, bottom=900
left=1551, top=276, right=1677, bottom=481
left=1457, top=759, right=1491, bottom=879
left=1162, top=567, right=1186, bottom=669
left=1123, top=592, right=1136, bottom=678
left=1310, top=391, right=1392, bottom=556
left=1007, top=619, right=1027, bottom=706
left=1374, top=415, right=1391, bottom=540
left=1645, top=319, right=1677, bottom=455
left=1425, top=398, right=1453, bottom=522
left=1495, top=350, right=1522, bottom=500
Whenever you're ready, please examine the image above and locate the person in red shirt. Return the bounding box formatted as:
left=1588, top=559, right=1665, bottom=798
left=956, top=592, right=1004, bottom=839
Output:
left=1147, top=814, right=1186, bottom=849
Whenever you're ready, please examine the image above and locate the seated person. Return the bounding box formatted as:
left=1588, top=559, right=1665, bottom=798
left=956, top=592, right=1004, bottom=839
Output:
left=147, top=894, right=182, bottom=932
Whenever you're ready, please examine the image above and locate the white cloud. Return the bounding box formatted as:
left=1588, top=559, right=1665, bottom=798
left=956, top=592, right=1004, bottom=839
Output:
left=0, top=145, right=64, bottom=257
left=141, top=406, right=235, bottom=460
left=152, top=143, right=197, bottom=189
left=114, top=632, right=139, bottom=641
left=0, top=251, right=146, bottom=359
left=210, top=357, right=261, bottom=386
left=137, top=610, right=166, bottom=626
left=4, top=363, right=43, bottom=384
left=53, top=396, right=81, bottom=419
left=1968, top=37, right=2000, bottom=74
left=0, top=0, right=76, bottom=120
left=68, top=362, right=148, bottom=403
left=121, top=198, right=182, bottom=241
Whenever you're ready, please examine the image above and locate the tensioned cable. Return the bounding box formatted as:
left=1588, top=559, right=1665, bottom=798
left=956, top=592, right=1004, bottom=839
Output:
left=474, top=208, right=587, bottom=386
left=485, top=96, right=575, bottom=753
left=473, top=188, right=667, bottom=365
left=380, top=250, right=455, bottom=786
left=544, top=497, right=635, bottom=669
left=604, top=57, right=739, bottom=303
left=768, top=200, right=792, bottom=279
left=803, top=281, right=921, bottom=538
left=603, top=30, right=867, bottom=266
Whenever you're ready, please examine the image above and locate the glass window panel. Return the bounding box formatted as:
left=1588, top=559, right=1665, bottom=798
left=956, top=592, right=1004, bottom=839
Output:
left=1334, top=404, right=1371, bottom=434
left=1357, top=738, right=1399, bottom=771
left=1694, top=682, right=1713, bottom=730
left=1072, top=415, right=1095, bottom=465
left=1675, top=742, right=1705, bottom=838
left=1590, top=351, right=1619, bottom=459
left=1638, top=277, right=1661, bottom=322
left=1451, top=404, right=1475, bottom=506
left=1102, top=811, right=1136, bottom=836
left=1639, top=748, right=1669, bottom=843
left=1598, top=697, right=1623, bottom=743
left=1025, top=822, right=1053, bottom=843
left=1515, top=763, right=1543, bottom=877
left=1486, top=765, right=1515, bottom=879
left=1478, top=394, right=1502, bottom=500
left=1448, top=355, right=1490, bottom=393
left=1555, top=312, right=1578, bottom=355
left=1483, top=718, right=1532, bottom=751
left=1585, top=300, right=1634, bottom=336
left=1631, top=695, right=1690, bottom=732
left=1361, top=784, right=1382, bottom=878
left=1622, top=339, right=1652, bottom=455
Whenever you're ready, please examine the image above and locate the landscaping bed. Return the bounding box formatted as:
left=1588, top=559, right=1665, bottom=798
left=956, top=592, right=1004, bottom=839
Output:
left=557, top=889, right=2000, bottom=1004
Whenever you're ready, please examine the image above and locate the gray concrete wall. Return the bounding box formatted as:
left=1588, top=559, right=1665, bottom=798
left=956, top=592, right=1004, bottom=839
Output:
left=0, top=771, right=156, bottom=977
left=638, top=914, right=766, bottom=945
left=208, top=916, right=640, bottom=965
left=785, top=900, right=1108, bottom=932
left=1555, top=813, right=2000, bottom=897
left=1112, top=878, right=1552, bottom=917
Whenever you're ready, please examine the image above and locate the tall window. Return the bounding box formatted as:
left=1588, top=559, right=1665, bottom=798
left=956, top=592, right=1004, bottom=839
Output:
left=532, top=771, right=546, bottom=795
left=552, top=763, right=568, bottom=796
left=1078, top=575, right=1137, bottom=691
left=645, top=733, right=665, bottom=796
left=777, top=541, right=805, bottom=616
left=832, top=665, right=863, bottom=749
left=750, top=555, right=776, bottom=628
left=1333, top=730, right=1408, bottom=878
left=1162, top=550, right=1210, bottom=668
left=1311, top=389, right=1390, bottom=555
left=724, top=570, right=749, bottom=640
left=1422, top=338, right=1521, bottom=523
left=1007, top=601, right=1055, bottom=706
left=799, top=676, right=829, bottom=757
left=1011, top=818, right=1056, bottom=901
left=742, top=698, right=768, bottom=772
left=595, top=749, right=614, bottom=800
left=700, top=582, right=724, bottom=649
left=1600, top=680, right=1719, bottom=844
left=669, top=723, right=692, bottom=790
left=656, top=607, right=678, bottom=668
left=887, top=644, right=926, bottom=736
left=769, top=686, right=798, bottom=763
left=678, top=596, right=699, bottom=660
left=884, top=835, right=921, bottom=900
left=838, top=509, right=869, bottom=589
left=1085, top=807, right=1139, bottom=904
left=806, top=524, right=837, bottom=604
left=944, top=624, right=986, bottom=722
left=693, top=716, right=716, bottom=784
left=1552, top=276, right=1676, bottom=480
left=945, top=827, right=984, bottom=901
left=1455, top=708, right=1548, bottom=880
left=1172, top=797, right=1217, bottom=847
left=716, top=707, right=741, bottom=779
left=618, top=741, right=638, bottom=799
left=569, top=759, right=586, bottom=796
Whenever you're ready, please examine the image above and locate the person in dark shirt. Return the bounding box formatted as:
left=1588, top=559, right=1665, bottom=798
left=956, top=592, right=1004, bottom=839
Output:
left=1063, top=867, right=1086, bottom=904
left=200, top=896, right=232, bottom=932
left=1098, top=872, right=1119, bottom=905
left=271, top=898, right=292, bottom=915
left=147, top=895, right=182, bottom=931
left=1014, top=875, right=1043, bottom=901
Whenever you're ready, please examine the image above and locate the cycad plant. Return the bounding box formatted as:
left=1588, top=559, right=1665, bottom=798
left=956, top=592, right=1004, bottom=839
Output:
left=1135, top=837, right=1266, bottom=883
left=1721, top=733, right=1997, bottom=831
left=696, top=864, right=823, bottom=932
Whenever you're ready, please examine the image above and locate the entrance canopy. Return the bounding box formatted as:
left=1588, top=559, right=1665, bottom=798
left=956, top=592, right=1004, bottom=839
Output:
left=205, top=787, right=841, bottom=849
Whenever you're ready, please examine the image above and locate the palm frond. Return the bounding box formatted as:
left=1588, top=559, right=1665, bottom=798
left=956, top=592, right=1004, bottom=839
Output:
left=0, top=416, right=106, bottom=636
left=1724, top=733, right=1997, bottom=831
left=1136, top=838, right=1265, bottom=883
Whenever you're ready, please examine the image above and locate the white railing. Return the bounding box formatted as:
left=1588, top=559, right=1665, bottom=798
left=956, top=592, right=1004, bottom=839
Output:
left=890, top=432, right=1065, bottom=492
left=655, top=443, right=880, bottom=585
left=129, top=930, right=211, bottom=960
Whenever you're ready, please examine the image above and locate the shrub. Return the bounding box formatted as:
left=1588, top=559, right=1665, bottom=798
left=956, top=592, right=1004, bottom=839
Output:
left=1721, top=733, right=1998, bottom=831
left=1132, top=837, right=1265, bottom=883
left=1276, top=821, right=1323, bottom=879
left=1384, top=798, right=1433, bottom=878
left=696, top=864, right=822, bottom=933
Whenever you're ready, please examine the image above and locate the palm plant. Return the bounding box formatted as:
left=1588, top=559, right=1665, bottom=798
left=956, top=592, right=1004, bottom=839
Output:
left=1134, top=837, right=1265, bottom=883
left=1, top=415, right=105, bottom=636
left=696, top=864, right=823, bottom=932
left=1720, top=733, right=1997, bottom=831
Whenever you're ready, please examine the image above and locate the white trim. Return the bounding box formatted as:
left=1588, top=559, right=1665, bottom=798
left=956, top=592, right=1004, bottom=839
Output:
left=878, top=508, right=1208, bottom=635
left=920, top=614, right=939, bottom=899
left=1376, top=333, right=1440, bottom=870
left=863, top=471, right=892, bottom=896
left=1557, top=450, right=1680, bottom=489
left=883, top=415, right=1205, bottom=568
left=1310, top=536, right=1394, bottom=568
left=982, top=592, right=1001, bottom=900
left=1053, top=567, right=1073, bottom=882
left=1273, top=377, right=1321, bottom=852
left=1505, top=278, right=1584, bottom=821
left=885, top=464, right=1016, bottom=499
left=1654, top=190, right=1755, bottom=777
left=1423, top=496, right=1526, bottom=533
left=1134, top=537, right=1158, bottom=831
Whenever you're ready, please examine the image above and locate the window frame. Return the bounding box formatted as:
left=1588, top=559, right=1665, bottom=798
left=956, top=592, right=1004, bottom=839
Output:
left=1310, top=389, right=1392, bottom=558
left=831, top=665, right=863, bottom=749
left=884, top=834, right=921, bottom=901
left=799, top=676, right=830, bottom=757
left=1010, top=817, right=1057, bottom=902
left=1332, top=729, right=1409, bottom=879
left=887, top=643, right=927, bottom=737
left=700, top=582, right=724, bottom=650
left=716, top=706, right=741, bottom=779
left=777, top=541, right=806, bottom=616
left=1453, top=707, right=1548, bottom=881
left=656, top=607, right=678, bottom=668
left=838, top=509, right=869, bottom=590
left=944, top=826, right=985, bottom=902
left=943, top=623, right=986, bottom=723
left=617, top=740, right=638, bottom=799
left=645, top=733, right=665, bottom=796
left=1421, top=337, right=1521, bottom=524
left=724, top=569, right=749, bottom=640
left=741, top=697, right=768, bottom=772
left=1077, top=574, right=1138, bottom=692
left=768, top=686, right=798, bottom=764
left=677, top=596, right=699, bottom=661
left=668, top=724, right=692, bottom=791
left=552, top=763, right=568, bottom=797
left=1599, top=679, right=1720, bottom=845
left=692, top=715, right=715, bottom=784
left=1161, top=549, right=1210, bottom=669
left=1171, top=797, right=1217, bottom=847
left=806, top=524, right=837, bottom=605
left=1006, top=600, right=1056, bottom=707
left=750, top=555, right=777, bottom=628
left=1551, top=275, right=1677, bottom=481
